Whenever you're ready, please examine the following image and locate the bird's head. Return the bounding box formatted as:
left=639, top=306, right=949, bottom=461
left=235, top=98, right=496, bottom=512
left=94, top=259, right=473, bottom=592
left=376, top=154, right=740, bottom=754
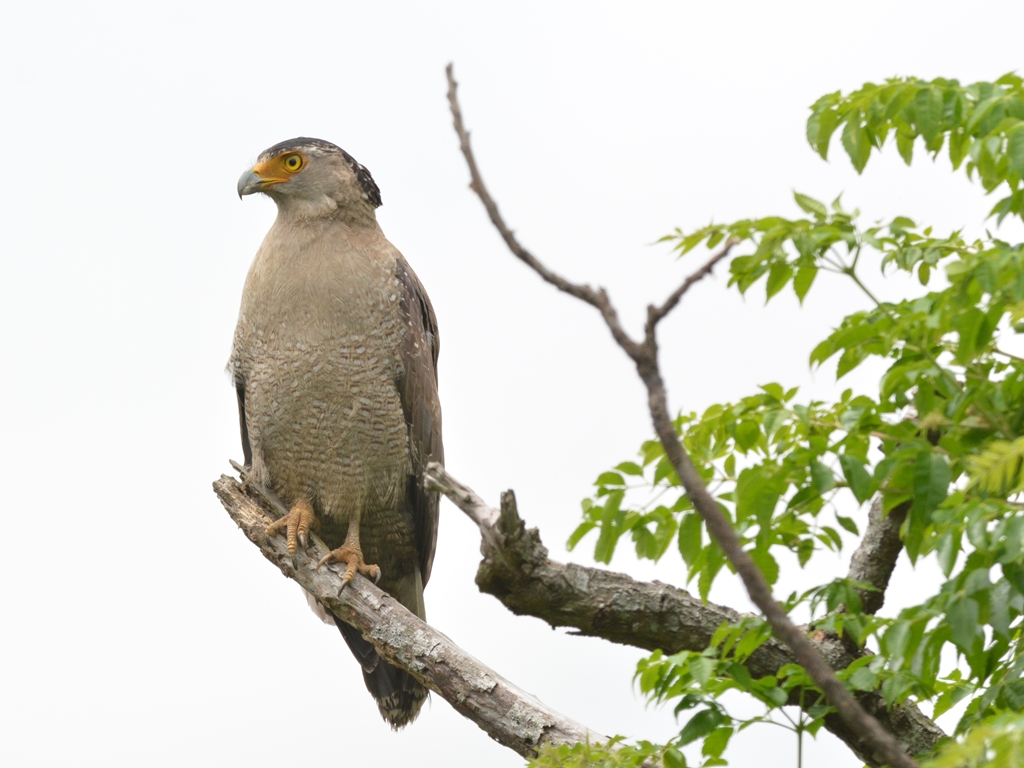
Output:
left=237, top=137, right=382, bottom=221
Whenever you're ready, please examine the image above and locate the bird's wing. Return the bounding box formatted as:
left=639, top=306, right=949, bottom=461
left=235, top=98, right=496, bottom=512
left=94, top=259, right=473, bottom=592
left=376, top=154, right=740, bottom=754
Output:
left=236, top=381, right=253, bottom=468
left=395, top=257, right=443, bottom=586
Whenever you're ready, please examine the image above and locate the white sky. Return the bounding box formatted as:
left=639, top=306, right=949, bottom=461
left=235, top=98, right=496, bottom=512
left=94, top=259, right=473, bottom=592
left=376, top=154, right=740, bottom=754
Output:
left=3, top=1, right=1024, bottom=766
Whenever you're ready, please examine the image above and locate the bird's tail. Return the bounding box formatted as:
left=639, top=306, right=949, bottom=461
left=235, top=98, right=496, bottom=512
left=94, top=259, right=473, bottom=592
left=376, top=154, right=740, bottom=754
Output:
left=332, top=612, right=428, bottom=729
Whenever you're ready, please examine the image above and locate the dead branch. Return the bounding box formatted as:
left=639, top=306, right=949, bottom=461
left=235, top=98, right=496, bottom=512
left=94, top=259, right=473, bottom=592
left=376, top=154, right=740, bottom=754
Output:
left=212, top=474, right=606, bottom=760
left=446, top=62, right=920, bottom=768
left=425, top=463, right=944, bottom=766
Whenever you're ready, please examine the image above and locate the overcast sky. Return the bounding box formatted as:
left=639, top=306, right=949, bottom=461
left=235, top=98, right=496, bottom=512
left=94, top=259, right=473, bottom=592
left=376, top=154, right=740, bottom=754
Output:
left=4, top=2, right=1024, bottom=766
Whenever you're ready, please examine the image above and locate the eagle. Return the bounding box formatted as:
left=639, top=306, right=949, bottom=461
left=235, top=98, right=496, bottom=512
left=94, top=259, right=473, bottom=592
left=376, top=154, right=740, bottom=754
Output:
left=230, top=137, right=442, bottom=728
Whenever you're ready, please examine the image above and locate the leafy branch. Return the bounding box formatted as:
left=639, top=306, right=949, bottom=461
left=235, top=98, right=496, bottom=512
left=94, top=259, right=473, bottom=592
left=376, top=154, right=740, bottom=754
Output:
left=447, top=63, right=920, bottom=768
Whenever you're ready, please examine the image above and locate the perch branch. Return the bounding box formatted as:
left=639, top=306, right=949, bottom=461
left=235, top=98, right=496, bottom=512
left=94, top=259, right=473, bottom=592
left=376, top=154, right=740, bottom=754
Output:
left=212, top=473, right=606, bottom=760
left=447, top=62, right=919, bottom=768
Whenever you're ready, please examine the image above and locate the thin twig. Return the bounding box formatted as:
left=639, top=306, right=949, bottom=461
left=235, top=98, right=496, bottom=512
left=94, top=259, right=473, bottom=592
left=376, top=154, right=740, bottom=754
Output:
left=648, top=241, right=737, bottom=327
left=446, top=62, right=919, bottom=768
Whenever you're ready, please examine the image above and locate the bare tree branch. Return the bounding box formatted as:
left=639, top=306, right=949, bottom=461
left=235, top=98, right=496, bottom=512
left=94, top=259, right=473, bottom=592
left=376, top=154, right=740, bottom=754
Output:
left=847, top=497, right=911, bottom=615
left=212, top=474, right=608, bottom=760
left=846, top=428, right=936, bottom=617
left=447, top=63, right=920, bottom=768
left=425, top=463, right=945, bottom=767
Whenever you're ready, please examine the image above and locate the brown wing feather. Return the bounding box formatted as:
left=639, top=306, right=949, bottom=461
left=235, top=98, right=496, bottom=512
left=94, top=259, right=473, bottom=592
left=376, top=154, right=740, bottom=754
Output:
left=236, top=381, right=253, bottom=468
left=395, top=258, right=442, bottom=586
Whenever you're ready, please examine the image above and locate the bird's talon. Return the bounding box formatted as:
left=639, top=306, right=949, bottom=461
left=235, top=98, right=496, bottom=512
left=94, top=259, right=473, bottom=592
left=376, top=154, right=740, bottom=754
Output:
left=316, top=545, right=380, bottom=585
left=266, top=500, right=319, bottom=555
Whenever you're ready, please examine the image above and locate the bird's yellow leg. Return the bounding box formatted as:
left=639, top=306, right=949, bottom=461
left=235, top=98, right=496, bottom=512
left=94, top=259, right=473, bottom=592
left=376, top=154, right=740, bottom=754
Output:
left=316, top=512, right=381, bottom=586
left=265, top=498, right=319, bottom=555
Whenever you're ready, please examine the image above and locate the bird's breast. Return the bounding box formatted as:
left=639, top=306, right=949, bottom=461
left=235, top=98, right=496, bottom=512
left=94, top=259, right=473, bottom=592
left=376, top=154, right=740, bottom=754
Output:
left=230, top=226, right=412, bottom=524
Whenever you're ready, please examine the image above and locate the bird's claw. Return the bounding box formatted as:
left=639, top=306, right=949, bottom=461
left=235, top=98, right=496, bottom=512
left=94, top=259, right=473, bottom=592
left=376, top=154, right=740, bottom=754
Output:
left=230, top=459, right=251, bottom=489
left=316, top=546, right=382, bottom=586
left=265, top=500, right=319, bottom=554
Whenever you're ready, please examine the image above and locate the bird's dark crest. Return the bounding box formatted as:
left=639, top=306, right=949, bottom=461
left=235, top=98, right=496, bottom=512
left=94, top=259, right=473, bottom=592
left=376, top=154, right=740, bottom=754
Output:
left=260, top=137, right=382, bottom=208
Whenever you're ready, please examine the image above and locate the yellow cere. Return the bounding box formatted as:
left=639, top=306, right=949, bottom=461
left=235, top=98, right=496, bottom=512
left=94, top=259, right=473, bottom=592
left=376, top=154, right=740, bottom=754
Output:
left=252, top=152, right=306, bottom=185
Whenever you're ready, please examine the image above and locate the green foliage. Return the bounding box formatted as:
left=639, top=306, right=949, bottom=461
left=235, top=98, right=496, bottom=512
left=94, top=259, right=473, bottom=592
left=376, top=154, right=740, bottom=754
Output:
left=528, top=738, right=690, bottom=768
left=557, top=73, right=1024, bottom=767
left=806, top=73, right=1024, bottom=222
left=922, top=713, right=1024, bottom=767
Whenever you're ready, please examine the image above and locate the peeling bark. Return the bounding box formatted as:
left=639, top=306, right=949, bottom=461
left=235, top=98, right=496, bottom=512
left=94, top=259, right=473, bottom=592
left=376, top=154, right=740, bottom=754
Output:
left=212, top=474, right=605, bottom=759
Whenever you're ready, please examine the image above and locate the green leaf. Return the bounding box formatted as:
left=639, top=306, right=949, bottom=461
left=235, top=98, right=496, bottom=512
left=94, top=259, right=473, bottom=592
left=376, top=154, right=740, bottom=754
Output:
left=953, top=307, right=985, bottom=364
left=616, top=461, right=644, bottom=477
left=814, top=108, right=839, bottom=160
left=842, top=111, right=871, bottom=172
left=969, top=438, right=1024, bottom=495
left=948, top=130, right=969, bottom=170
left=750, top=547, right=779, bottom=585
left=811, top=460, right=835, bottom=494
left=701, top=727, right=733, bottom=759
left=736, top=467, right=784, bottom=528
left=839, top=454, right=874, bottom=503
left=965, top=94, right=1004, bottom=133
left=596, top=471, right=625, bottom=487
left=766, top=261, right=794, bottom=301
left=793, top=192, right=827, bottom=218
left=678, top=512, right=702, bottom=567
left=793, top=265, right=818, bottom=303
left=734, top=420, right=761, bottom=451
left=918, top=262, right=930, bottom=285
left=678, top=708, right=725, bottom=746
left=809, top=338, right=836, bottom=367
left=896, top=130, right=915, bottom=165
left=1003, top=561, right=1024, bottom=596
left=836, top=515, right=859, bottom=535
left=566, top=521, right=596, bottom=551
left=907, top=451, right=951, bottom=562
left=848, top=666, right=879, bottom=691
left=689, top=655, right=716, bottom=686
left=724, top=454, right=736, bottom=478
left=698, top=542, right=725, bottom=602
left=663, top=747, right=686, bottom=768
left=936, top=531, right=961, bottom=577
left=947, top=596, right=980, bottom=654
left=915, top=86, right=943, bottom=144
left=1008, top=126, right=1024, bottom=177
left=594, top=490, right=624, bottom=564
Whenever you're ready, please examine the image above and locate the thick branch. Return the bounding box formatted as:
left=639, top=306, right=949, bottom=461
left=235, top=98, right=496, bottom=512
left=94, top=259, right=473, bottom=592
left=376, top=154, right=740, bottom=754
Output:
left=424, top=464, right=945, bottom=766
left=212, top=474, right=606, bottom=759
left=447, top=63, right=919, bottom=768
left=847, top=497, right=911, bottom=615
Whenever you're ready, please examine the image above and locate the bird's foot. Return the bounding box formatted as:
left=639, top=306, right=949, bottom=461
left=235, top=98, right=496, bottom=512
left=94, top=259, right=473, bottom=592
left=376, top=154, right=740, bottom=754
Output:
left=265, top=500, right=319, bottom=555
left=316, top=545, right=381, bottom=587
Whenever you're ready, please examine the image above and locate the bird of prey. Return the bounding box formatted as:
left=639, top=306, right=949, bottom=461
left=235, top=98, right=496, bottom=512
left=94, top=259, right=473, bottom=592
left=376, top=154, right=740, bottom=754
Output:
left=230, top=138, right=443, bottom=728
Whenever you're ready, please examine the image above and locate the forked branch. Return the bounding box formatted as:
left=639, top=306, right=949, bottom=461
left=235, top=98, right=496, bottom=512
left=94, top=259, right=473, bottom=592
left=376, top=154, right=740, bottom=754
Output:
left=424, top=463, right=944, bottom=767
left=446, top=63, right=919, bottom=768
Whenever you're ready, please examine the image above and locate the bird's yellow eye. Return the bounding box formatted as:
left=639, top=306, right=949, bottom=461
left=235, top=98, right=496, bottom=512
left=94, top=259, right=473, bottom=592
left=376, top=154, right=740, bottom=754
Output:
left=282, top=154, right=304, bottom=173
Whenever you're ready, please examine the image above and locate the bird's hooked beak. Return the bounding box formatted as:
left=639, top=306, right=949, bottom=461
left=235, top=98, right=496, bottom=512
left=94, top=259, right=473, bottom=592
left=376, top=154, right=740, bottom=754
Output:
left=237, top=162, right=287, bottom=199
